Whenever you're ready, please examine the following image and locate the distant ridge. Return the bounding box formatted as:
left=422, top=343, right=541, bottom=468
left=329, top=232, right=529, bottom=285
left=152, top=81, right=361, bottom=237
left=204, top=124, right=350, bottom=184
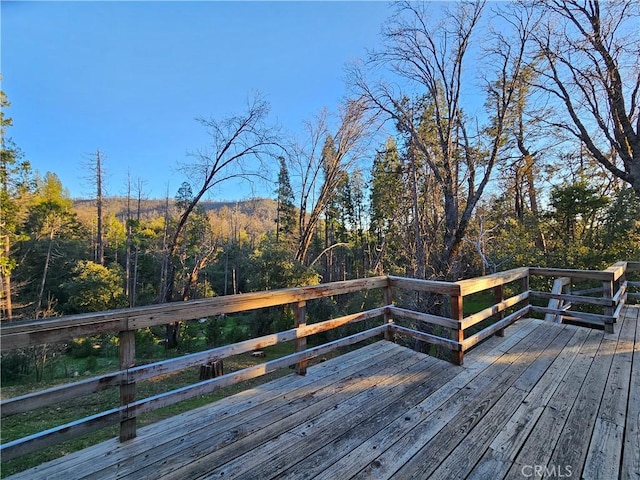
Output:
left=73, top=197, right=278, bottom=220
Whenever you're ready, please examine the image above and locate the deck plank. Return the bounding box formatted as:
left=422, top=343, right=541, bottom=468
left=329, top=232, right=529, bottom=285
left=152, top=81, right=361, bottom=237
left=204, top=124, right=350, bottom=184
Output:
left=505, top=328, right=605, bottom=480
left=175, top=352, right=444, bottom=479
left=157, top=345, right=430, bottom=480
left=468, top=325, right=590, bottom=480
left=547, top=331, right=618, bottom=475
left=352, top=318, right=564, bottom=479
left=428, top=324, right=581, bottom=480
left=584, top=305, right=637, bottom=479
left=131, top=345, right=422, bottom=480
left=274, top=362, right=459, bottom=480
left=15, top=341, right=402, bottom=480
left=583, top=419, right=624, bottom=480
left=387, top=320, right=567, bottom=480
left=302, top=319, right=543, bottom=480
left=231, top=356, right=448, bottom=480
left=621, top=306, right=640, bottom=480
left=204, top=319, right=544, bottom=480
left=427, top=386, right=528, bottom=480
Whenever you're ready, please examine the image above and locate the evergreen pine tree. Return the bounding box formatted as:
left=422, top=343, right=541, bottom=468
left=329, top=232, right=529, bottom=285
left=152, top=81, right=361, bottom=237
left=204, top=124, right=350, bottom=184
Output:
left=275, top=157, right=296, bottom=243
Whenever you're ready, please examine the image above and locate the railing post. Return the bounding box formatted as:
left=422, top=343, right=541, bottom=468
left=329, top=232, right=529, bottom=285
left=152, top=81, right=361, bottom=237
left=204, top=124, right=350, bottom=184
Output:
left=603, top=280, right=614, bottom=334
left=383, top=282, right=395, bottom=342
left=294, top=301, right=307, bottom=375
left=522, top=274, right=530, bottom=300
left=494, top=284, right=505, bottom=337
left=119, top=329, right=136, bottom=441
left=451, top=294, right=464, bottom=366
left=613, top=271, right=623, bottom=323
left=545, top=277, right=571, bottom=323
left=522, top=272, right=530, bottom=314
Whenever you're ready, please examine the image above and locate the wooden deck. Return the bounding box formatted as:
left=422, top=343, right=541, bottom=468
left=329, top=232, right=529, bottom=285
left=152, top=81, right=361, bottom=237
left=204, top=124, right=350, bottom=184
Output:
left=7, top=306, right=639, bottom=480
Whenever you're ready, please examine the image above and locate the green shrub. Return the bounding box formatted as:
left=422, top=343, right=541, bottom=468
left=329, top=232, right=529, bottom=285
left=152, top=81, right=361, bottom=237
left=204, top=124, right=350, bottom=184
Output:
left=84, top=355, right=98, bottom=372
left=67, top=338, right=96, bottom=359
left=134, top=328, right=160, bottom=357
left=1, top=350, right=31, bottom=384
left=222, top=316, right=249, bottom=344
left=205, top=316, right=223, bottom=346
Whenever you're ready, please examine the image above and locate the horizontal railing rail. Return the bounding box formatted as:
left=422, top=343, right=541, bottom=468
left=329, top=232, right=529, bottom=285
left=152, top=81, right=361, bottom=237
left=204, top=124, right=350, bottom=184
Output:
left=0, top=277, right=389, bottom=351
left=1, top=261, right=636, bottom=463
left=1, top=307, right=389, bottom=418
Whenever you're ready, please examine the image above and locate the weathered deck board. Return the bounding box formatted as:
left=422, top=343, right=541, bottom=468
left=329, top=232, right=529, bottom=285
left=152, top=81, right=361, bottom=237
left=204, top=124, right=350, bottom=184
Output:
left=504, top=328, right=606, bottom=480
left=425, top=325, right=581, bottom=480
left=162, top=349, right=436, bottom=480
left=203, top=355, right=443, bottom=479
left=6, top=306, right=639, bottom=480
left=385, top=317, right=569, bottom=480
left=543, top=325, right=618, bottom=474
left=288, top=318, right=541, bottom=480
left=621, top=305, right=640, bottom=480
left=583, top=301, right=637, bottom=480
left=22, top=341, right=401, bottom=480
left=31, top=341, right=406, bottom=480
left=468, top=325, right=591, bottom=479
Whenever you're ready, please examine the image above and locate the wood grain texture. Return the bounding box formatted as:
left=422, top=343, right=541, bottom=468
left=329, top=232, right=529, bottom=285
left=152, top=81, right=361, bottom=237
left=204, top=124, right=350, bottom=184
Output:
left=468, top=325, right=589, bottom=480
left=455, top=267, right=529, bottom=296
left=621, top=305, right=640, bottom=480
left=5, top=306, right=639, bottom=480
left=0, top=277, right=389, bottom=350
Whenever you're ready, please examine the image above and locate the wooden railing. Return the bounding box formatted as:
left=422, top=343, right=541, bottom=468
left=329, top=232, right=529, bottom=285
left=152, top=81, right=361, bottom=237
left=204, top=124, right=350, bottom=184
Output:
left=528, top=261, right=637, bottom=332
left=1, top=262, right=638, bottom=461
left=386, top=266, right=531, bottom=365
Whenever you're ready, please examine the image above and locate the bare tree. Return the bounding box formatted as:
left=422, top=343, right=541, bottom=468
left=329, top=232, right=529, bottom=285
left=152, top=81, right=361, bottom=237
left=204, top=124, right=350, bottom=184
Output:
left=162, top=95, right=277, bottom=347
left=528, top=0, right=640, bottom=196
left=93, top=151, right=105, bottom=266
left=124, top=172, right=133, bottom=305
left=163, top=95, right=276, bottom=303
left=289, top=99, right=371, bottom=267
left=352, top=0, right=534, bottom=279
left=84, top=150, right=106, bottom=266
left=123, top=173, right=147, bottom=307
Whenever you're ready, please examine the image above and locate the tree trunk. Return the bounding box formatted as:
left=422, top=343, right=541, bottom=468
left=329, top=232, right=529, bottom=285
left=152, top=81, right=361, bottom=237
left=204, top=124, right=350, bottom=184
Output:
left=35, top=229, right=54, bottom=318
left=132, top=246, right=139, bottom=307
left=2, top=235, right=12, bottom=319
left=126, top=224, right=132, bottom=306
left=165, top=323, right=180, bottom=349
left=95, top=150, right=104, bottom=266
left=408, top=145, right=425, bottom=279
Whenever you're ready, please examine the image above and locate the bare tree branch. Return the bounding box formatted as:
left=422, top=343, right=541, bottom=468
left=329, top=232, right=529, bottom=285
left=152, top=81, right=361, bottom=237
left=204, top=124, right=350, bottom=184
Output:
left=352, top=0, right=532, bottom=279
left=290, top=99, right=372, bottom=265
left=163, top=94, right=280, bottom=303
left=528, top=0, right=640, bottom=194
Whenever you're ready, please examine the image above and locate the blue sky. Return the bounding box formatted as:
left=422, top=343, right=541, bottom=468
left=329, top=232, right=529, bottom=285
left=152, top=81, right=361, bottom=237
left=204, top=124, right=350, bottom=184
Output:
left=2, top=1, right=393, bottom=200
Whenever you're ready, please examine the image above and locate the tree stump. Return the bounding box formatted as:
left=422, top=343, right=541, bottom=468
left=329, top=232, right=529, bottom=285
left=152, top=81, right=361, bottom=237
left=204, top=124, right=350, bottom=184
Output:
left=199, top=359, right=223, bottom=380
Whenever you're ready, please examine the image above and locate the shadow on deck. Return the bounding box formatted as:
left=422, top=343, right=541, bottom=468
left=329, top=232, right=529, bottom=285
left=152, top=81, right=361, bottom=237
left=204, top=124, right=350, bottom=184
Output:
left=8, top=306, right=639, bottom=480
